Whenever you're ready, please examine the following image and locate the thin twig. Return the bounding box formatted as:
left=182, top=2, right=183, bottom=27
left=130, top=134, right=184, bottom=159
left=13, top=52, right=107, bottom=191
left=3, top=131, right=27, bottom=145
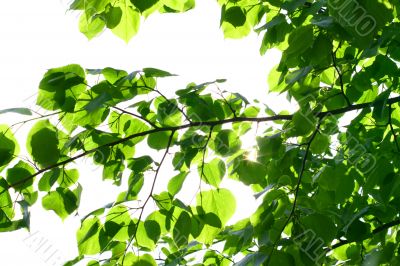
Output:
left=122, top=131, right=175, bottom=264
left=266, top=120, right=322, bottom=265
left=332, top=51, right=351, bottom=106
left=111, top=105, right=158, bottom=128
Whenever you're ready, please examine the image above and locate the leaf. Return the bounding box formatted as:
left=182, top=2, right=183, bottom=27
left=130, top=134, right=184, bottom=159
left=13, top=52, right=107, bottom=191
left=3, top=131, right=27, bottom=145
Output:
left=118, top=253, right=157, bottom=266
left=6, top=161, right=35, bottom=191
left=111, top=0, right=140, bottom=42
left=144, top=219, right=161, bottom=247
left=136, top=221, right=156, bottom=250
left=79, top=13, right=105, bottom=39
left=104, top=5, right=122, bottom=29
left=231, top=158, right=267, bottom=185
left=77, top=217, right=102, bottom=255
left=0, top=178, right=14, bottom=219
left=101, top=67, right=128, bottom=83
left=289, top=109, right=316, bottom=136
left=105, top=205, right=133, bottom=241
left=212, top=129, right=241, bottom=156
left=0, top=108, right=32, bottom=116
left=299, top=213, right=337, bottom=243
left=37, top=64, right=86, bottom=112
left=42, top=187, right=80, bottom=220
left=38, top=168, right=61, bottom=192
left=162, top=0, right=195, bottom=12
left=0, top=125, right=19, bottom=172
left=199, top=158, right=225, bottom=188
left=147, top=131, right=175, bottom=150
left=345, top=220, right=371, bottom=242
left=285, top=25, right=314, bottom=56
left=310, top=133, right=330, bottom=154
left=195, top=189, right=236, bottom=244
left=173, top=211, right=191, bottom=247
left=168, top=172, right=189, bottom=196
left=131, top=0, right=159, bottom=13
left=224, top=6, right=246, bottom=28
left=26, top=120, right=62, bottom=168
left=143, top=68, right=176, bottom=77
left=157, top=99, right=182, bottom=126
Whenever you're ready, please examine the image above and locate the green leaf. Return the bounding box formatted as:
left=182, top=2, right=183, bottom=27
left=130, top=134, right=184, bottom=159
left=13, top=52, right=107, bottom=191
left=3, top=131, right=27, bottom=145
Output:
left=310, top=133, right=330, bottom=154
left=111, top=0, right=140, bottom=42
left=0, top=125, right=19, bottom=172
left=173, top=211, right=191, bottom=247
left=147, top=131, right=175, bottom=150
left=224, top=6, right=246, bottom=28
left=0, top=108, right=32, bottom=116
left=231, top=157, right=267, bottom=185
left=162, top=0, right=194, bottom=12
left=37, top=64, right=86, bottom=112
left=6, top=161, right=35, bottom=191
left=143, top=68, right=176, bottom=77
left=102, top=67, right=128, bottom=83
left=0, top=178, right=14, bottom=219
left=42, top=187, right=80, bottom=220
left=104, top=5, right=122, bottom=29
left=26, top=120, right=62, bottom=168
left=257, top=134, right=283, bottom=160
left=199, top=158, right=225, bottom=188
left=157, top=99, right=182, bottom=126
left=118, top=253, right=157, bottom=266
left=105, top=205, right=133, bottom=241
left=212, top=129, right=241, bottom=156
left=77, top=217, right=102, bottom=255
left=168, top=172, right=189, bottom=196
left=131, top=0, right=159, bottom=13
left=117, top=173, right=144, bottom=202
left=345, top=220, right=371, bottom=242
left=79, top=13, right=105, bottom=39
left=136, top=221, right=156, bottom=250
left=58, top=169, right=79, bottom=188
left=299, top=213, right=337, bottom=243
left=289, top=109, right=316, bottom=136
left=284, top=25, right=314, bottom=56
left=144, top=218, right=161, bottom=246
left=38, top=168, right=61, bottom=192
left=195, top=189, right=236, bottom=244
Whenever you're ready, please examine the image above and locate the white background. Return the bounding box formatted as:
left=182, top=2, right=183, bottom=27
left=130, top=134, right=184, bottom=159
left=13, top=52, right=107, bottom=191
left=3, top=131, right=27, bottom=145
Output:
left=0, top=0, right=283, bottom=265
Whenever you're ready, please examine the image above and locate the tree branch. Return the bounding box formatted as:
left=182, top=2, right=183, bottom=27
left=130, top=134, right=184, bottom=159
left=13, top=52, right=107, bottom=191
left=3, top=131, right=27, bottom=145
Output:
left=330, top=219, right=400, bottom=250
left=7, top=96, right=400, bottom=190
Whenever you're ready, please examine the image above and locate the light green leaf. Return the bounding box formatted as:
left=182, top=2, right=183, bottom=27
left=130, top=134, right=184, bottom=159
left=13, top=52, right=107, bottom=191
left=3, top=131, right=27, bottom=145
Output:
left=168, top=172, right=189, bottom=196
left=0, top=125, right=19, bottom=172
left=42, top=187, right=80, bottom=220
left=77, top=217, right=102, bottom=255
left=199, top=158, right=225, bottom=188
left=105, top=205, right=133, bottom=241
left=195, top=189, right=236, bottom=244
left=111, top=0, right=140, bottom=42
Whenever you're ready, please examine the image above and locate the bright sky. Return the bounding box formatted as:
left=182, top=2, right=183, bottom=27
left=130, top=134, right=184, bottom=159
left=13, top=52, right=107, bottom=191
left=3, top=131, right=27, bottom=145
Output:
left=0, top=1, right=282, bottom=265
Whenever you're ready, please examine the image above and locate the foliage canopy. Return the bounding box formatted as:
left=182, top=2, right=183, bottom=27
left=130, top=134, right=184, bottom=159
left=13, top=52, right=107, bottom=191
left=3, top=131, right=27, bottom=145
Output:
left=2, top=0, right=400, bottom=265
